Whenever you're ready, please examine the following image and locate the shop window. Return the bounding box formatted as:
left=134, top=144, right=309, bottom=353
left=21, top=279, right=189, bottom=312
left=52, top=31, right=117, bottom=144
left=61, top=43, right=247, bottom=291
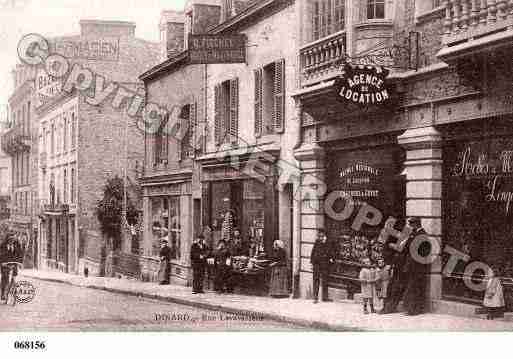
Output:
left=150, top=196, right=180, bottom=260
left=366, top=0, right=385, bottom=20
left=154, top=113, right=169, bottom=165
left=180, top=102, right=198, bottom=159
left=254, top=59, right=285, bottom=137
left=311, top=0, right=345, bottom=41
left=443, top=135, right=513, bottom=306
left=214, top=78, right=239, bottom=146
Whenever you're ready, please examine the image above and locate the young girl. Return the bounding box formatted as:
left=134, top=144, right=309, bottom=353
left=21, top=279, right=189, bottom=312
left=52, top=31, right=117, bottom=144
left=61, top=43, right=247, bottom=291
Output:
left=359, top=258, right=377, bottom=314
left=484, top=269, right=505, bottom=320
left=376, top=259, right=391, bottom=308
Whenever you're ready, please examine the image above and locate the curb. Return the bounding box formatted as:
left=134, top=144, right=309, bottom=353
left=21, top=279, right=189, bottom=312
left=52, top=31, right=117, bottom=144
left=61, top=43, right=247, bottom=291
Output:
left=23, top=274, right=363, bottom=331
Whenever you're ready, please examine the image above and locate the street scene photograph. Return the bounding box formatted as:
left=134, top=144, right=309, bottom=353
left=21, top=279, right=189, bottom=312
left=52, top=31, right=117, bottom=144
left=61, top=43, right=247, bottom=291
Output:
left=1, top=0, right=513, bottom=344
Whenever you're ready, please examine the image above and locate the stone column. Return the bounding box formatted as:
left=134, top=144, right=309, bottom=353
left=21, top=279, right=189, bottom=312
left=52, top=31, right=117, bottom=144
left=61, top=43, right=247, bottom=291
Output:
left=398, top=126, right=443, bottom=305
left=294, top=143, right=326, bottom=299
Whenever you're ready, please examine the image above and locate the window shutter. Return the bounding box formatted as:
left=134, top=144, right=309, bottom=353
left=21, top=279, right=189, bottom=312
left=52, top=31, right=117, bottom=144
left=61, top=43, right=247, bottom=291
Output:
left=214, top=84, right=221, bottom=145
left=163, top=113, right=169, bottom=161
left=229, top=77, right=239, bottom=144
left=254, top=68, right=263, bottom=138
left=189, top=102, right=197, bottom=158
left=273, top=59, right=285, bottom=133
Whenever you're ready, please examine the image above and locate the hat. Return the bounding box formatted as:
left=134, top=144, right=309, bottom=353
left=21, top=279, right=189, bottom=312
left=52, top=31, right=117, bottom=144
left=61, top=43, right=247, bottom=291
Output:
left=407, top=217, right=421, bottom=225
left=160, top=238, right=168, bottom=244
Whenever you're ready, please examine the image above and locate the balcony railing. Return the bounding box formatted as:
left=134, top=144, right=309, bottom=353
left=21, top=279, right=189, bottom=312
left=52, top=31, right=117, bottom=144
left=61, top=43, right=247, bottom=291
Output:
left=442, top=0, right=513, bottom=47
left=1, top=125, right=31, bottom=155
left=300, top=31, right=347, bottom=88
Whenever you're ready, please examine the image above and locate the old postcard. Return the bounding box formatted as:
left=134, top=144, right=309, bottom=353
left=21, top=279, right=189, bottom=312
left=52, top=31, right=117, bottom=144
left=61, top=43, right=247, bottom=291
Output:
left=1, top=0, right=513, bottom=345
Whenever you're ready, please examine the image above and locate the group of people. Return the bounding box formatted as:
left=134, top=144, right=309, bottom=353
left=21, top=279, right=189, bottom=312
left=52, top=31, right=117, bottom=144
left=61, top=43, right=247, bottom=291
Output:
left=159, top=228, right=289, bottom=297
left=0, top=230, right=24, bottom=301
left=309, top=217, right=429, bottom=315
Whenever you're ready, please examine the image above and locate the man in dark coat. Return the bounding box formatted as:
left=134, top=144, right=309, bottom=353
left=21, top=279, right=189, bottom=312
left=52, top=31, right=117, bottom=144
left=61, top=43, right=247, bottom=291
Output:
left=310, top=229, right=334, bottom=303
left=380, top=217, right=428, bottom=315
left=213, top=240, right=231, bottom=293
left=190, top=234, right=208, bottom=294
left=0, top=234, right=24, bottom=300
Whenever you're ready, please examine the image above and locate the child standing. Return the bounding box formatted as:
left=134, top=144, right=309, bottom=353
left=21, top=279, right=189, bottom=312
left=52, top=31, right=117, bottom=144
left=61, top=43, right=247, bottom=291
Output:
left=359, top=258, right=377, bottom=314
left=376, top=259, right=391, bottom=308
left=484, top=270, right=505, bottom=320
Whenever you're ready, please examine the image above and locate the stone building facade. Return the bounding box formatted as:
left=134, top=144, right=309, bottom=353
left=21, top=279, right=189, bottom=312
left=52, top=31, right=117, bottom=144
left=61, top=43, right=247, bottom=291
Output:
left=34, top=20, right=159, bottom=275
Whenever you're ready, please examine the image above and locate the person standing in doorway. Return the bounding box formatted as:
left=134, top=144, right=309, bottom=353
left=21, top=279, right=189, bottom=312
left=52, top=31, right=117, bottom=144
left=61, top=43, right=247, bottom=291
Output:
left=310, top=229, right=334, bottom=303
left=190, top=234, right=208, bottom=294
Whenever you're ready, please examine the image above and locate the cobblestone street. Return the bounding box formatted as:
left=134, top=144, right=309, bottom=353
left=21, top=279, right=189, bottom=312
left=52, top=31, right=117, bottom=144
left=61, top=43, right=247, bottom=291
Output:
left=0, top=278, right=310, bottom=331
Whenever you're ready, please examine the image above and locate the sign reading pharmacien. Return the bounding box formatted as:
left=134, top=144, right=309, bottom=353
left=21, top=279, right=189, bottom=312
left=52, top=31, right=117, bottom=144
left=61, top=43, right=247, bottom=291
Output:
left=188, top=34, right=246, bottom=64
left=336, top=64, right=390, bottom=106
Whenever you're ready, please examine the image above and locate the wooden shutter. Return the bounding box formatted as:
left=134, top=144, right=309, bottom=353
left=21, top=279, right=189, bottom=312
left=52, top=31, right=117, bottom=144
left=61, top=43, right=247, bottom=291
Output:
left=214, top=84, right=221, bottom=145
left=273, top=59, right=285, bottom=133
left=254, top=68, right=263, bottom=138
left=189, top=102, right=197, bottom=158
left=229, top=78, right=239, bottom=144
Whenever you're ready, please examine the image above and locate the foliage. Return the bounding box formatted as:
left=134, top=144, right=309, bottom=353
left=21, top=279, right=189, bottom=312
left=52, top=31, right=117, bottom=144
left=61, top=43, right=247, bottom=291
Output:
left=96, top=175, right=139, bottom=242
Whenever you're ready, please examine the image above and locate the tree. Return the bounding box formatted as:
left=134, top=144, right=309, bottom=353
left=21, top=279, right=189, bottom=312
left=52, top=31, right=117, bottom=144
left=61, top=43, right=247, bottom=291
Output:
left=96, top=175, right=138, bottom=250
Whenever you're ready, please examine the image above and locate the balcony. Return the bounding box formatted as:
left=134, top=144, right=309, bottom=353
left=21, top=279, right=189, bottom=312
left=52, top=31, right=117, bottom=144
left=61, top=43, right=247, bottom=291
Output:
left=300, top=31, right=347, bottom=88
left=1, top=125, right=31, bottom=155
left=438, top=0, right=513, bottom=62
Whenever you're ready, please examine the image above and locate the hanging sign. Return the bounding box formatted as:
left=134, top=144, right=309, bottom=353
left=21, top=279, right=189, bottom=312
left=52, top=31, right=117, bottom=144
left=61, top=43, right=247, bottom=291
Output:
left=188, top=34, right=246, bottom=64
left=336, top=64, right=390, bottom=106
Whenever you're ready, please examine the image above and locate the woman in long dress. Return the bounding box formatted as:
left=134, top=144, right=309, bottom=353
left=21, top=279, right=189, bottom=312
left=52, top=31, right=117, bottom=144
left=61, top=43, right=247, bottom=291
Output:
left=269, top=240, right=289, bottom=298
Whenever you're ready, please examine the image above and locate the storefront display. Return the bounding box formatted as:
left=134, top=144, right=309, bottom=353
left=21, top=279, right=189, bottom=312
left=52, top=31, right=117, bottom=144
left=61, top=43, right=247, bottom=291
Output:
left=443, top=131, right=513, bottom=306
left=150, top=196, right=180, bottom=259
left=325, top=144, right=405, bottom=288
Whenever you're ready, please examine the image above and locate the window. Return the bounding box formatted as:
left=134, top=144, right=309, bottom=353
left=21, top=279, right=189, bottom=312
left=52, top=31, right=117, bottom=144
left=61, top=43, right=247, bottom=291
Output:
left=20, top=154, right=23, bottom=185
left=63, top=168, right=67, bottom=203
left=312, top=0, right=345, bottom=41
left=150, top=196, right=181, bottom=259
left=25, top=152, right=29, bottom=185
left=180, top=103, right=198, bottom=159
left=223, top=0, right=233, bottom=21
left=432, top=0, right=441, bottom=8
left=254, top=59, right=285, bottom=137
left=51, top=123, right=55, bottom=155
left=27, top=101, right=30, bottom=136
left=367, top=0, right=385, bottom=20
left=214, top=78, right=239, bottom=145
left=71, top=168, right=75, bottom=203
left=154, top=113, right=169, bottom=165
left=21, top=105, right=25, bottom=136
left=63, top=116, right=67, bottom=152
left=71, top=112, right=76, bottom=148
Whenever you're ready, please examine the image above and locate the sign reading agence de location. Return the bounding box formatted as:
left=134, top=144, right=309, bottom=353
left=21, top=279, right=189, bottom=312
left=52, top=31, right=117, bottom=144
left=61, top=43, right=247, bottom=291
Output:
left=336, top=63, right=391, bottom=106
left=188, top=34, right=246, bottom=64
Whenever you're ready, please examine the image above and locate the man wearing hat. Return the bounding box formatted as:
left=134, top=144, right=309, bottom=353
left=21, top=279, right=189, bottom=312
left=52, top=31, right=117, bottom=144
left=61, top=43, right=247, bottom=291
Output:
left=158, top=238, right=172, bottom=285
left=380, top=217, right=426, bottom=314
left=190, top=234, right=208, bottom=294
left=0, top=233, right=23, bottom=300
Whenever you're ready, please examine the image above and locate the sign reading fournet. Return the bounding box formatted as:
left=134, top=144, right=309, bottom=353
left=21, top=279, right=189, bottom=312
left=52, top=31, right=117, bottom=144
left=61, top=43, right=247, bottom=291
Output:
left=188, top=34, right=246, bottom=64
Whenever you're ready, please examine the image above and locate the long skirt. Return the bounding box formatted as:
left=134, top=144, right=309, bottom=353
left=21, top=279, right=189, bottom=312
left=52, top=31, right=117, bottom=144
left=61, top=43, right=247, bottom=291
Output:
left=269, top=266, right=289, bottom=297
left=402, top=271, right=427, bottom=315
left=158, top=260, right=170, bottom=283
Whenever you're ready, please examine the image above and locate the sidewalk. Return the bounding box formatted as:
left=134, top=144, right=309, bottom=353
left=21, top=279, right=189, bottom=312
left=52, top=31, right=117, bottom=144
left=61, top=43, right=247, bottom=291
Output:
left=21, top=269, right=513, bottom=331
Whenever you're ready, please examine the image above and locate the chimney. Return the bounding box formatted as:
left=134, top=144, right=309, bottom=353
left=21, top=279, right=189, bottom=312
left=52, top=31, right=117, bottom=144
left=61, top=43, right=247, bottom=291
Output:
left=185, top=0, right=222, bottom=35
left=79, top=20, right=136, bottom=37
left=160, top=10, right=186, bottom=60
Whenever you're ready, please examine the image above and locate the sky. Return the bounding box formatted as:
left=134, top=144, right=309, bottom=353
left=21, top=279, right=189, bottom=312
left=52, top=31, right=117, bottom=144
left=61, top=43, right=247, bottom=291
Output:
left=0, top=0, right=186, bottom=106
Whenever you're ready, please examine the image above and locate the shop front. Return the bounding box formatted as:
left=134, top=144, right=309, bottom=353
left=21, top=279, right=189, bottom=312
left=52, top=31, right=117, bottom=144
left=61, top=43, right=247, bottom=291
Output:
left=142, top=179, right=193, bottom=285
left=200, top=154, right=287, bottom=295
left=40, top=204, right=75, bottom=273
left=441, top=118, right=513, bottom=310
left=324, top=137, right=405, bottom=297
